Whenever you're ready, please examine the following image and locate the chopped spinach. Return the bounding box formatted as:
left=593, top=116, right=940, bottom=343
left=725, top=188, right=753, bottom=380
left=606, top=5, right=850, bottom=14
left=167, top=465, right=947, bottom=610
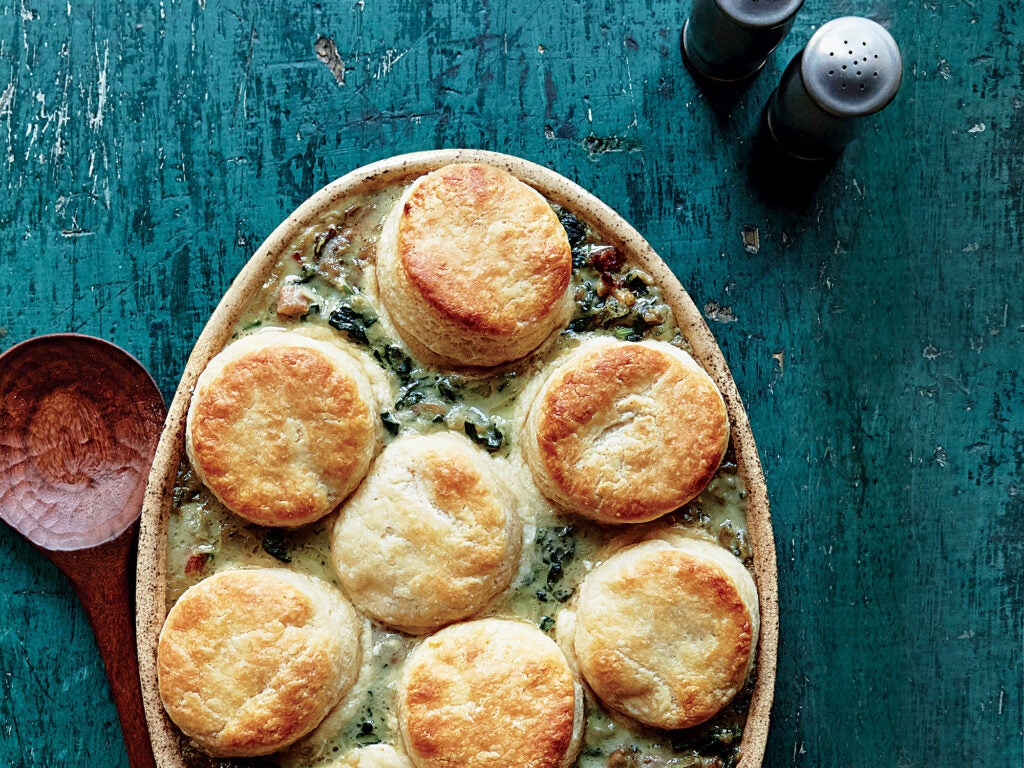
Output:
left=537, top=525, right=576, bottom=590
left=464, top=420, right=504, bottom=453
left=261, top=530, right=292, bottom=563
left=172, top=467, right=204, bottom=508
left=667, top=680, right=752, bottom=768
left=395, top=385, right=427, bottom=409
left=624, top=268, right=652, bottom=296
left=557, top=208, right=588, bottom=248
left=568, top=283, right=667, bottom=341
left=328, top=304, right=377, bottom=345
left=571, top=245, right=592, bottom=271
left=372, top=343, right=415, bottom=383
left=436, top=375, right=464, bottom=402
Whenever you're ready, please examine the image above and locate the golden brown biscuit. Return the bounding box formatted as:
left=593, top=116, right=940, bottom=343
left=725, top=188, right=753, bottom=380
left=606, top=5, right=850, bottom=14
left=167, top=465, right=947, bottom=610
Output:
left=157, top=568, right=363, bottom=757
left=572, top=535, right=758, bottom=729
left=330, top=432, right=522, bottom=633
left=522, top=338, right=729, bottom=523
left=398, top=618, right=581, bottom=768
left=186, top=330, right=381, bottom=527
left=376, top=163, right=573, bottom=368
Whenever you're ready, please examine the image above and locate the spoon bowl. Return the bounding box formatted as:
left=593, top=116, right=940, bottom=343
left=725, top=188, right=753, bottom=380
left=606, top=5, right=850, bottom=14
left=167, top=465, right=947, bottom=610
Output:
left=0, top=333, right=166, bottom=768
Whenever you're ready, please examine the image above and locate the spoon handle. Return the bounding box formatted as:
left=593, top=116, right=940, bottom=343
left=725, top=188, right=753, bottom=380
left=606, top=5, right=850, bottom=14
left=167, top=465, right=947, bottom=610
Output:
left=47, top=524, right=158, bottom=768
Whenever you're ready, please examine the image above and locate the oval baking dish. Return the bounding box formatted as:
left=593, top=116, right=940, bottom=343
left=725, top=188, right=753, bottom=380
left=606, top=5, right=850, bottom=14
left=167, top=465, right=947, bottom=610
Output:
left=136, top=149, right=778, bottom=768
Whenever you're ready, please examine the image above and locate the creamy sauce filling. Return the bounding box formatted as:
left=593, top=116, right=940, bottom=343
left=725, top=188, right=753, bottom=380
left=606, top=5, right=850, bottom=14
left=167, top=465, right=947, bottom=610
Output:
left=167, top=183, right=753, bottom=768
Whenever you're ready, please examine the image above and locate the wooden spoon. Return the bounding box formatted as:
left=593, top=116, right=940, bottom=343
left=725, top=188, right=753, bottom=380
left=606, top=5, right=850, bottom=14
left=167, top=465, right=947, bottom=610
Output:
left=0, top=334, right=166, bottom=768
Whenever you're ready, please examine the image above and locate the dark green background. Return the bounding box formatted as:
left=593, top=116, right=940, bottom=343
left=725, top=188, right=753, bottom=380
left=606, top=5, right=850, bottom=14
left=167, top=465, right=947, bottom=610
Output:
left=1, top=0, right=1021, bottom=765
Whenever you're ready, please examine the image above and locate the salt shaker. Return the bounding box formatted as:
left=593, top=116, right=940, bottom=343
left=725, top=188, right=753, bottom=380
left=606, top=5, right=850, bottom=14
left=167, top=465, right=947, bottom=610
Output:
left=765, top=16, right=902, bottom=159
left=683, top=0, right=804, bottom=82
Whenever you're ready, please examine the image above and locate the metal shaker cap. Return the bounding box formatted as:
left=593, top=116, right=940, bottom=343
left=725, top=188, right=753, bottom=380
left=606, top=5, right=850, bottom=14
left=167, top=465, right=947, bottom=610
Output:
left=765, top=16, right=902, bottom=159
left=684, top=0, right=804, bottom=82
left=800, top=16, right=902, bottom=117
left=717, top=0, right=805, bottom=29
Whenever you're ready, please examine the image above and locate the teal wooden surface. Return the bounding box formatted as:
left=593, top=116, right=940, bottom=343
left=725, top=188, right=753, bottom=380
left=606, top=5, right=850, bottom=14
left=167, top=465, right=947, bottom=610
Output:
left=0, top=0, right=1021, bottom=766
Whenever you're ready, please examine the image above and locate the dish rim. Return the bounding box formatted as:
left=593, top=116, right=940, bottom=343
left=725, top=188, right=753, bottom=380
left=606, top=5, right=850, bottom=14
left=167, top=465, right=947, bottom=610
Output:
left=136, top=148, right=779, bottom=768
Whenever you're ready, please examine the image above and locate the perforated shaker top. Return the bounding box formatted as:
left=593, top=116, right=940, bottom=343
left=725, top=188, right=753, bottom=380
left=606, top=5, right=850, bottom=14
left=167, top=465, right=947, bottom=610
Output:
left=800, top=16, right=902, bottom=117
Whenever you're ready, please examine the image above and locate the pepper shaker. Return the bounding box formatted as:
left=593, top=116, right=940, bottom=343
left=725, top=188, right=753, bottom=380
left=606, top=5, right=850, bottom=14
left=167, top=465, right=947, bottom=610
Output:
left=765, top=16, right=902, bottom=159
left=683, top=0, right=804, bottom=82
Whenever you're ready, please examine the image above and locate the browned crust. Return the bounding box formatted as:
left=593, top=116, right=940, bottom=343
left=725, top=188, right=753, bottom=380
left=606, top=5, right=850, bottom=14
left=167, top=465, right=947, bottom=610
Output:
left=156, top=569, right=358, bottom=757
left=528, top=340, right=729, bottom=523
left=398, top=620, right=578, bottom=768
left=423, top=447, right=493, bottom=512
left=397, top=163, right=571, bottom=335
left=188, top=339, right=377, bottom=526
left=330, top=434, right=522, bottom=633
left=573, top=540, right=756, bottom=730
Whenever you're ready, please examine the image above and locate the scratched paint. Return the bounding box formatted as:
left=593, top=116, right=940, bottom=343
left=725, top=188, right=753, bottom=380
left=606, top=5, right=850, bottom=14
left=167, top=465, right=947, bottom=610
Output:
left=1, top=0, right=1023, bottom=766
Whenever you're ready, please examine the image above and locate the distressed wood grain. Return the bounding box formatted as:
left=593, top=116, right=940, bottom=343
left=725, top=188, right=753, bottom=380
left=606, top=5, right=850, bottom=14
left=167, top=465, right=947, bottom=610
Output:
left=1, top=0, right=1022, bottom=766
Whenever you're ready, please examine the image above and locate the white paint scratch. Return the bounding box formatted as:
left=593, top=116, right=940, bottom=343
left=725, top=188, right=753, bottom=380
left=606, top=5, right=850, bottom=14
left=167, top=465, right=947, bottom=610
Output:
left=704, top=300, right=738, bottom=324
left=1, top=74, right=13, bottom=166
left=620, top=42, right=639, bottom=131
left=0, top=80, right=14, bottom=120
left=60, top=224, right=94, bottom=238
left=59, top=665, right=93, bottom=692
left=52, top=50, right=72, bottom=165
left=89, top=42, right=109, bottom=131
left=768, top=350, right=785, bottom=394
left=25, top=92, right=47, bottom=162
left=374, top=48, right=409, bottom=80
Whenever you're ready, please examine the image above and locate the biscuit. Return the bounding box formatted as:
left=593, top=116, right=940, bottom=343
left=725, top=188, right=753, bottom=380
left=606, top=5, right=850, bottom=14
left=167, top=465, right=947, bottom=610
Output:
left=329, top=744, right=414, bottom=768
left=572, top=535, right=758, bottom=730
left=522, top=338, right=729, bottom=524
left=330, top=432, right=522, bottom=633
left=186, top=330, right=381, bottom=527
left=157, top=568, right=363, bottom=757
left=397, top=618, right=581, bottom=768
left=376, top=163, right=573, bottom=368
